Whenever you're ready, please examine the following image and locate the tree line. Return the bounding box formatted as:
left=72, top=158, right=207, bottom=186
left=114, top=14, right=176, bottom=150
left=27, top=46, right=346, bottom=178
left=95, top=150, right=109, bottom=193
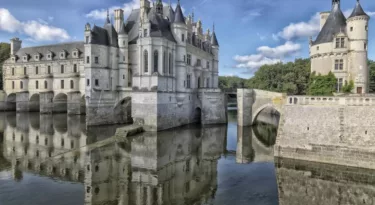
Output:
left=220, top=58, right=375, bottom=96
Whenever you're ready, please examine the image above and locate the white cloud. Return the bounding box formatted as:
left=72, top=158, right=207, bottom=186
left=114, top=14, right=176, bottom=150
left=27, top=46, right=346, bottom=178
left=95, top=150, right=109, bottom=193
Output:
left=241, top=9, right=261, bottom=23
left=0, top=8, right=70, bottom=42
left=276, top=13, right=320, bottom=40
left=233, top=41, right=301, bottom=70
left=86, top=0, right=139, bottom=20
left=257, top=33, right=266, bottom=41
left=367, top=11, right=375, bottom=16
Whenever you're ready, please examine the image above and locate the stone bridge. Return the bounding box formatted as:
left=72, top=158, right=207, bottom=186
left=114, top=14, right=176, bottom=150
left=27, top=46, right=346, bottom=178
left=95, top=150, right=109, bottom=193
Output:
left=237, top=89, right=286, bottom=126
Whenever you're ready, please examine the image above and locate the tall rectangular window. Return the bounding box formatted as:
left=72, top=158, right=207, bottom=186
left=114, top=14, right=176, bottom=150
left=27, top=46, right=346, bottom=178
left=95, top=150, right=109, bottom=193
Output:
left=86, top=56, right=90, bottom=63
left=12, top=68, right=14, bottom=76
left=95, top=79, right=99, bottom=86
left=335, top=59, right=344, bottom=70
left=144, top=29, right=148, bottom=37
left=61, top=65, right=64, bottom=73
left=86, top=36, right=89, bottom=44
left=70, top=80, right=74, bottom=89
left=20, top=81, right=23, bottom=89
left=47, top=66, right=51, bottom=74
left=196, top=59, right=201, bottom=66
left=207, top=78, right=210, bottom=88
left=61, top=80, right=64, bottom=89
left=12, top=81, right=14, bottom=89
left=169, top=53, right=173, bottom=74
left=187, top=74, right=191, bottom=88
left=182, top=34, right=185, bottom=42
left=207, top=61, right=210, bottom=69
left=95, top=57, right=99, bottom=64
left=74, top=64, right=77, bottom=72
left=36, top=66, right=39, bottom=75
left=24, top=67, right=27, bottom=75
left=340, top=38, right=345, bottom=48
left=87, top=79, right=90, bottom=86
left=187, top=54, right=191, bottom=65
left=36, top=81, right=39, bottom=89
left=337, top=78, right=343, bottom=92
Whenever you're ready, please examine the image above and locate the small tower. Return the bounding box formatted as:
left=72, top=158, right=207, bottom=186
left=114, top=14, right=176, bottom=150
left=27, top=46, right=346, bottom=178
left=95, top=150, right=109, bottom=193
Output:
left=347, top=0, right=370, bottom=93
left=211, top=23, right=219, bottom=88
left=140, top=0, right=151, bottom=21
left=172, top=0, right=188, bottom=92
left=84, top=23, right=91, bottom=44
left=118, top=23, right=130, bottom=88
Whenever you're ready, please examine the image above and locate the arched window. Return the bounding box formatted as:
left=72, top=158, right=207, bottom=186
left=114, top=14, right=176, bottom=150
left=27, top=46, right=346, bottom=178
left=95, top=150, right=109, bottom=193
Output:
left=163, top=52, right=167, bottom=74
left=154, top=50, right=159, bottom=73
left=144, top=50, right=148, bottom=72
left=36, top=81, right=39, bottom=89
left=169, top=53, right=172, bottom=74
left=44, top=81, right=48, bottom=89
left=70, top=80, right=74, bottom=89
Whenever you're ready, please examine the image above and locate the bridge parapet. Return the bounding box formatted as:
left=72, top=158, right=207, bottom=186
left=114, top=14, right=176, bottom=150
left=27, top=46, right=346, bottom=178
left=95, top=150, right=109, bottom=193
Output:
left=287, top=96, right=375, bottom=106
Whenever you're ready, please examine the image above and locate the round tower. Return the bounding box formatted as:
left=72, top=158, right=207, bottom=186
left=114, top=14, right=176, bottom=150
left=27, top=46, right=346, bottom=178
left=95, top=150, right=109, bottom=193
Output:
left=347, top=0, right=369, bottom=93
left=118, top=23, right=129, bottom=87
left=172, top=0, right=188, bottom=92
left=211, top=24, right=219, bottom=88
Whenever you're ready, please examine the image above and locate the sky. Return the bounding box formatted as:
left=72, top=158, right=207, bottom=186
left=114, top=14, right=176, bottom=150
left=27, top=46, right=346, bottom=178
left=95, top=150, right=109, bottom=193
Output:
left=1, top=0, right=375, bottom=78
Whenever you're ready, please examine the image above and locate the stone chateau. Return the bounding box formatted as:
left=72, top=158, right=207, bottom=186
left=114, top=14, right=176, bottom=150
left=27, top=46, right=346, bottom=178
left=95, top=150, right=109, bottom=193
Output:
left=1, top=0, right=227, bottom=131
left=310, top=0, right=370, bottom=94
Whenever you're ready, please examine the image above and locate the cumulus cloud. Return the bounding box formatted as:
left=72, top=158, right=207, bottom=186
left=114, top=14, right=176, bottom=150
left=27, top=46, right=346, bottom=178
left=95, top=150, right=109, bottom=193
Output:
left=0, top=8, right=70, bottom=42
left=233, top=41, right=301, bottom=70
left=86, top=0, right=139, bottom=20
left=241, top=9, right=262, bottom=23
left=276, top=13, right=320, bottom=40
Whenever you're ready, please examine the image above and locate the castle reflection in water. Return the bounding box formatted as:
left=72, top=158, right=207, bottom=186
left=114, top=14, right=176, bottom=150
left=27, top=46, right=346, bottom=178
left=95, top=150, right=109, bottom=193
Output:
left=0, top=112, right=227, bottom=205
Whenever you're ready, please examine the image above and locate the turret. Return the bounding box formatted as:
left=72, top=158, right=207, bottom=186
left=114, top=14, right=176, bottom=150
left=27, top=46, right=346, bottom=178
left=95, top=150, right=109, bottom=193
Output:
left=347, top=0, right=370, bottom=93
left=10, top=38, right=22, bottom=55
left=211, top=23, right=219, bottom=88
left=155, top=0, right=163, bottom=15
left=84, top=23, right=91, bottom=44
left=118, top=23, right=129, bottom=87
left=140, top=0, right=151, bottom=22
left=172, top=0, right=188, bottom=92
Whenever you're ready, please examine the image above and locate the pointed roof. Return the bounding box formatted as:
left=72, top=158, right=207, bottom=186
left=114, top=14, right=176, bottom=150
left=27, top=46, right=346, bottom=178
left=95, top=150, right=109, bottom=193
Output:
left=211, top=24, right=219, bottom=46
left=173, top=0, right=185, bottom=24
left=105, top=9, right=111, bottom=25
left=119, top=23, right=127, bottom=35
left=313, top=2, right=346, bottom=45
left=348, top=0, right=368, bottom=19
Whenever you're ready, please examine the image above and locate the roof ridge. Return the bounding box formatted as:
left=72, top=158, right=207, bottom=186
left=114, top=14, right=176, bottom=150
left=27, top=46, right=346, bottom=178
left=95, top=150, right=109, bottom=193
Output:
left=20, top=41, right=84, bottom=49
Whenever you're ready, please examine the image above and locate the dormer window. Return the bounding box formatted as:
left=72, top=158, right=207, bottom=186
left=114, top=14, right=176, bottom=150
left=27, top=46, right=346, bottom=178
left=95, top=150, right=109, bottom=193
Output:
left=11, top=57, right=15, bottom=62
left=23, top=55, right=28, bottom=62
left=335, top=37, right=345, bottom=48
left=34, top=54, right=40, bottom=61
left=72, top=49, right=79, bottom=58
left=60, top=51, right=66, bottom=59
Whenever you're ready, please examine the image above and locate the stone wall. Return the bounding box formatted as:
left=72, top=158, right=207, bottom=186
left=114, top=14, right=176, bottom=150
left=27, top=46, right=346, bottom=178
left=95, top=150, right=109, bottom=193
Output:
left=275, top=95, right=375, bottom=169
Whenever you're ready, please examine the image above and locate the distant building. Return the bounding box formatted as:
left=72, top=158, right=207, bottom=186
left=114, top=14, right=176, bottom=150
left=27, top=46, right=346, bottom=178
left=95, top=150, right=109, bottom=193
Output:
left=310, top=0, right=369, bottom=94
left=1, top=0, right=227, bottom=130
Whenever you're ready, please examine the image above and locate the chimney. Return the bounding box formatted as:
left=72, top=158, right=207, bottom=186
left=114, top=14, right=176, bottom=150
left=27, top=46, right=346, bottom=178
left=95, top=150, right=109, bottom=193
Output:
left=10, top=38, right=22, bottom=55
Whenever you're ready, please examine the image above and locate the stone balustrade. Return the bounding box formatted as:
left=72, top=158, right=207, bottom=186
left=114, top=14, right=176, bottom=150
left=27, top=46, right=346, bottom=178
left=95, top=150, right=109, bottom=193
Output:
left=286, top=95, right=375, bottom=106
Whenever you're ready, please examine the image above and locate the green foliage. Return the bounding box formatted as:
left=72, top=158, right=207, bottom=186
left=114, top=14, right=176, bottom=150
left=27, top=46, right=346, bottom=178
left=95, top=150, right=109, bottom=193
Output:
left=307, top=72, right=337, bottom=96
left=218, top=76, right=246, bottom=91
left=342, top=80, right=354, bottom=93
left=0, top=43, right=10, bottom=90
left=369, top=60, right=375, bottom=93
left=245, top=58, right=311, bottom=95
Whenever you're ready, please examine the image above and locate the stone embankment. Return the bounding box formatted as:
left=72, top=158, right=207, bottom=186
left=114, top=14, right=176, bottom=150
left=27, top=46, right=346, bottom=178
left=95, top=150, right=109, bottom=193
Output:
left=275, top=96, right=375, bottom=169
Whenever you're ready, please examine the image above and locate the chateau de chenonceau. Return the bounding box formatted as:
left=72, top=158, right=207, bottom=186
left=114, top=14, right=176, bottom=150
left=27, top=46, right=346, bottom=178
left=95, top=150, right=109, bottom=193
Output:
left=0, top=0, right=226, bottom=131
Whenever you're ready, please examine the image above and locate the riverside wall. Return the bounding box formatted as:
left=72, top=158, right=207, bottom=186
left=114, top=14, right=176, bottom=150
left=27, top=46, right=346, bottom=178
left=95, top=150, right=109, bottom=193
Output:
left=275, top=96, right=375, bottom=169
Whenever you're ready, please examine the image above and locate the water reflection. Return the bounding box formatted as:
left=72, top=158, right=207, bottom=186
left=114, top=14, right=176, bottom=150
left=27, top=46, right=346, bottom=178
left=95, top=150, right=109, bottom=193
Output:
left=275, top=158, right=375, bottom=205
left=236, top=123, right=278, bottom=164
left=0, top=111, right=280, bottom=205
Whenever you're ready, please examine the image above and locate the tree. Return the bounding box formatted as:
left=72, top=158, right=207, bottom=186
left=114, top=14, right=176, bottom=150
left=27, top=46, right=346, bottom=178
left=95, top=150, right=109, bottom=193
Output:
left=342, top=80, right=354, bottom=93
left=0, top=43, right=10, bottom=90
left=307, top=72, right=337, bottom=96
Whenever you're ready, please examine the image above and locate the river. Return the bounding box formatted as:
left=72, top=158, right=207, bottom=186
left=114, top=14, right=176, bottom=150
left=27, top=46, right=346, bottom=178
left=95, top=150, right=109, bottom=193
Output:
left=1, top=110, right=371, bottom=204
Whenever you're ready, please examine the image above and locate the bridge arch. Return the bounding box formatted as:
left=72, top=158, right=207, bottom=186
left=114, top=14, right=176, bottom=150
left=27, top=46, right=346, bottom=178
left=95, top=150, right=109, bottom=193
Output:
left=6, top=93, right=16, bottom=111
left=193, top=107, right=202, bottom=124
left=252, top=104, right=281, bottom=124
left=53, top=93, right=68, bottom=113
left=29, top=94, right=40, bottom=112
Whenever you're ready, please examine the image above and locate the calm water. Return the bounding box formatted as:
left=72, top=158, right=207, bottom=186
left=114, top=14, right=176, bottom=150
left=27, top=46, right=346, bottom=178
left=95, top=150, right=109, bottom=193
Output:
left=6, top=108, right=372, bottom=205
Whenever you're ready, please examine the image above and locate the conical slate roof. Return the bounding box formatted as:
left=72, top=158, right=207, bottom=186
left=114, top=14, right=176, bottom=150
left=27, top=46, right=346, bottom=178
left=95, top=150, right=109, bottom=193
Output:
left=173, top=1, right=185, bottom=24
left=348, top=0, right=368, bottom=19
left=118, top=23, right=127, bottom=35
left=313, top=3, right=346, bottom=45
left=211, top=32, right=219, bottom=46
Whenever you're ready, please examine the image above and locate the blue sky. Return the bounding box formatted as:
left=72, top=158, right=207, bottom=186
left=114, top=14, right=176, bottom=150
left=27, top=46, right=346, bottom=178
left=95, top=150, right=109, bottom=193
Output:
left=1, top=0, right=375, bottom=78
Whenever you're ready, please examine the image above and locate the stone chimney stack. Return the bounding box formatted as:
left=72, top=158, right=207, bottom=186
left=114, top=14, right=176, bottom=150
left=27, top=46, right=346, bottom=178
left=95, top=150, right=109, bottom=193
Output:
left=10, top=38, right=22, bottom=55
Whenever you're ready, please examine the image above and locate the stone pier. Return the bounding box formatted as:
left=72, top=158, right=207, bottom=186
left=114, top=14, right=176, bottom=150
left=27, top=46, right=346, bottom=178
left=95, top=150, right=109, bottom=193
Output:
left=40, top=92, right=54, bottom=114
left=16, top=92, right=29, bottom=112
